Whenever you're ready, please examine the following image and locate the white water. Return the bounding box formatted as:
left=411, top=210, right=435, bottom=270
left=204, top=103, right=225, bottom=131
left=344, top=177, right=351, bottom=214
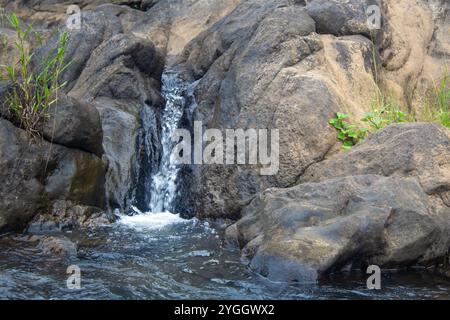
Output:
left=120, top=210, right=187, bottom=231
left=148, top=71, right=187, bottom=213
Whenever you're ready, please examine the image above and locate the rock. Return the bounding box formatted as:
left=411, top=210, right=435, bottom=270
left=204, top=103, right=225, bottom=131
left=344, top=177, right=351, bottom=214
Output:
left=378, top=0, right=450, bottom=112
left=0, top=0, right=142, bottom=27
left=30, top=10, right=124, bottom=93
left=176, top=0, right=380, bottom=218
left=228, top=123, right=450, bottom=282
left=38, top=236, right=77, bottom=257
left=27, top=200, right=114, bottom=233
left=3, top=5, right=166, bottom=215
left=305, top=0, right=381, bottom=37
left=44, top=145, right=106, bottom=207
left=0, top=118, right=106, bottom=233
left=300, top=123, right=450, bottom=200
left=132, top=0, right=242, bottom=60
left=43, top=94, right=104, bottom=157
left=0, top=119, right=47, bottom=233
left=30, top=7, right=165, bottom=211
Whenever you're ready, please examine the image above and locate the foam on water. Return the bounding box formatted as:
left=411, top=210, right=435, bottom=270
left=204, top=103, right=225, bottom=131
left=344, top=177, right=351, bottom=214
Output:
left=119, top=211, right=187, bottom=231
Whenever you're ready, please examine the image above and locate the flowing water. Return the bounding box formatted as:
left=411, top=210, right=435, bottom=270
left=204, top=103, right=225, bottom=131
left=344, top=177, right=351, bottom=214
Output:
left=148, top=71, right=187, bottom=213
left=1, top=71, right=450, bottom=300
left=1, top=218, right=450, bottom=300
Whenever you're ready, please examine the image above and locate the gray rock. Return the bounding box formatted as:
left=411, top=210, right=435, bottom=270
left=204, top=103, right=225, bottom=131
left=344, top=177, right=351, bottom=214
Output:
left=305, top=0, right=382, bottom=37
left=300, top=123, right=450, bottom=202
left=0, top=118, right=106, bottom=233
left=43, top=94, right=104, bottom=157
left=228, top=123, right=450, bottom=282
left=0, top=119, right=46, bottom=233
left=31, top=8, right=165, bottom=211
left=38, top=236, right=77, bottom=257
left=176, top=1, right=370, bottom=218
left=27, top=200, right=114, bottom=233
left=44, top=144, right=106, bottom=207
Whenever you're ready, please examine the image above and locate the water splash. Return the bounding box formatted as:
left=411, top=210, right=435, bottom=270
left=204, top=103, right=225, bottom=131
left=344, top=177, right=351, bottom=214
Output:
left=148, top=71, right=187, bottom=213
left=120, top=211, right=187, bottom=231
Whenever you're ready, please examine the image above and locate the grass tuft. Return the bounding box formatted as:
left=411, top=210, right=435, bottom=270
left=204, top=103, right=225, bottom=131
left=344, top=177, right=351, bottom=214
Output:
left=0, top=12, right=70, bottom=136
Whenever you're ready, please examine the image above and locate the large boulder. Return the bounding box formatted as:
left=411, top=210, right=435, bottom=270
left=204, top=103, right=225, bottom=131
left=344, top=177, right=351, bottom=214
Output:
left=378, top=0, right=450, bottom=112
left=300, top=123, right=450, bottom=200
left=227, top=123, right=450, bottom=282
left=305, top=0, right=381, bottom=37
left=0, top=119, right=47, bottom=233
left=175, top=0, right=380, bottom=218
left=29, top=7, right=165, bottom=211
left=0, top=118, right=106, bottom=233
left=43, top=94, right=104, bottom=157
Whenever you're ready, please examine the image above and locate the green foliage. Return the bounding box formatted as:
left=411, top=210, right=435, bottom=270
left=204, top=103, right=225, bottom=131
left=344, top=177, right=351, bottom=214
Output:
left=362, top=94, right=407, bottom=131
left=423, top=70, right=450, bottom=128
left=0, top=12, right=70, bottom=136
left=329, top=112, right=368, bottom=150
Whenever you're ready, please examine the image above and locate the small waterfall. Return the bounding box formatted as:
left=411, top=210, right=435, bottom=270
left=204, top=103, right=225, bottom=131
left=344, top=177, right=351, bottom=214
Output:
left=148, top=70, right=187, bottom=213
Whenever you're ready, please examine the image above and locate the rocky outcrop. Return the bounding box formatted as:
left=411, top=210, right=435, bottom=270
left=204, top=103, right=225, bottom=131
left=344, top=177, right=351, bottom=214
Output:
left=27, top=6, right=166, bottom=211
left=227, top=123, right=450, bottom=282
left=175, top=0, right=380, bottom=217
left=378, top=0, right=450, bottom=111
left=27, top=200, right=114, bottom=234
left=1, top=0, right=449, bottom=269
left=43, top=94, right=104, bottom=157
left=165, top=0, right=449, bottom=219
left=305, top=0, right=381, bottom=37
left=0, top=118, right=105, bottom=233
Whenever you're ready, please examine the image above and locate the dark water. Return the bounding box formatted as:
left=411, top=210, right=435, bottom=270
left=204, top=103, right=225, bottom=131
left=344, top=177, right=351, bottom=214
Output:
left=1, top=214, right=450, bottom=300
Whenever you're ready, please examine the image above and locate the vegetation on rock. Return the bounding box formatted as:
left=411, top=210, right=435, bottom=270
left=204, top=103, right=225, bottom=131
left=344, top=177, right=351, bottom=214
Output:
left=0, top=13, right=70, bottom=136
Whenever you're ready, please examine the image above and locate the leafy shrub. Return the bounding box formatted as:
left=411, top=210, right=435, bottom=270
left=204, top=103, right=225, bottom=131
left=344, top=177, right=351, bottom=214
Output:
left=329, top=112, right=368, bottom=150
left=0, top=13, right=70, bottom=136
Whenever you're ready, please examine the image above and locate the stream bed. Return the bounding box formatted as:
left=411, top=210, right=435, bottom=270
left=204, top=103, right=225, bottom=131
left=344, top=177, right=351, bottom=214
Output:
left=1, top=214, right=450, bottom=300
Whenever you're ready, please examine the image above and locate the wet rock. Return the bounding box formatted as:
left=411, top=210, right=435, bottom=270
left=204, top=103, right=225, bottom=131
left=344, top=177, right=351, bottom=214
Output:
left=27, top=200, right=113, bottom=234
left=0, top=118, right=106, bottom=233
left=29, top=7, right=165, bottom=211
left=0, top=119, right=47, bottom=233
left=228, top=124, right=450, bottom=282
left=38, top=236, right=77, bottom=257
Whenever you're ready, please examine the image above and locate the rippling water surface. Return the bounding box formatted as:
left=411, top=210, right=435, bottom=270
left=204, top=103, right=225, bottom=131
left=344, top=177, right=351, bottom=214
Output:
left=1, top=214, right=450, bottom=300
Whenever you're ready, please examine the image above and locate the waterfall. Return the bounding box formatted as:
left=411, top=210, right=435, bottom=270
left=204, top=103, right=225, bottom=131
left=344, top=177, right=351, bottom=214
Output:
left=147, top=70, right=187, bottom=213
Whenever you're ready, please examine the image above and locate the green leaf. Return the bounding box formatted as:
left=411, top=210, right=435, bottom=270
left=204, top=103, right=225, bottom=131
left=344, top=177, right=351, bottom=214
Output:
left=336, top=112, right=348, bottom=120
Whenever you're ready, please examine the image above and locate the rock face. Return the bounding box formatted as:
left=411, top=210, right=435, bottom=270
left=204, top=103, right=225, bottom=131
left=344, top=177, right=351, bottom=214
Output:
left=28, top=6, right=166, bottom=211
left=27, top=200, right=114, bottom=234
left=0, top=118, right=105, bottom=233
left=43, top=94, right=104, bottom=157
left=227, top=123, right=450, bottom=282
left=305, top=0, right=381, bottom=37
left=175, top=0, right=380, bottom=217
left=167, top=0, right=450, bottom=220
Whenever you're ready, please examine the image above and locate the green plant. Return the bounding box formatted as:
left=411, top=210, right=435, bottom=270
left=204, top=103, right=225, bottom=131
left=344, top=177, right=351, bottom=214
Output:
left=329, top=112, right=368, bottom=150
left=0, top=13, right=69, bottom=136
left=362, top=93, right=407, bottom=131
left=424, top=70, right=450, bottom=128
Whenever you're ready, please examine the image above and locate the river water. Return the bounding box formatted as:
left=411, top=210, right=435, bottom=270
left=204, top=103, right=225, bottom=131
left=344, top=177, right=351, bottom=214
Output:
left=0, top=71, right=450, bottom=299
left=1, top=216, right=450, bottom=299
